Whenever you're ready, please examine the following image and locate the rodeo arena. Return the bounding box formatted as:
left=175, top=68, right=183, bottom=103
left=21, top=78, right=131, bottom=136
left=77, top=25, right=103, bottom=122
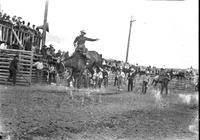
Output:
left=0, top=2, right=199, bottom=140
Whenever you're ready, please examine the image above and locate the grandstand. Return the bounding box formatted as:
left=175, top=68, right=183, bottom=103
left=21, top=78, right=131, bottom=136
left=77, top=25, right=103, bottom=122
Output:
left=0, top=13, right=52, bottom=85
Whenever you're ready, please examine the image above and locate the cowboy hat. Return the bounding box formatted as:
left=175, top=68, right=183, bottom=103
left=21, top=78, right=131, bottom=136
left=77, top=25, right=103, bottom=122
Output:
left=80, top=30, right=86, bottom=34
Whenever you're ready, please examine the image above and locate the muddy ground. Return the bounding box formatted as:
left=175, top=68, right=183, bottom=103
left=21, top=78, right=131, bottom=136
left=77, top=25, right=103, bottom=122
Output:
left=0, top=85, right=198, bottom=140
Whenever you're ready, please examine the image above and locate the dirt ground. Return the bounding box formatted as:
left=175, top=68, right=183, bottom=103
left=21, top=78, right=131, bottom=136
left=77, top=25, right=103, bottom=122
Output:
left=0, top=84, right=198, bottom=140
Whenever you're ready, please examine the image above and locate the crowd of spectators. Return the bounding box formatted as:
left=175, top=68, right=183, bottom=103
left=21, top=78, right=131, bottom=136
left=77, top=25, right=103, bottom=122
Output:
left=0, top=11, right=42, bottom=37
left=32, top=43, right=70, bottom=85
left=0, top=11, right=42, bottom=51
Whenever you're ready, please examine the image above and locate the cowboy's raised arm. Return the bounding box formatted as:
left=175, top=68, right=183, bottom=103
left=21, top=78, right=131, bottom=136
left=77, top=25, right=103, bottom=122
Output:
left=85, top=37, right=99, bottom=41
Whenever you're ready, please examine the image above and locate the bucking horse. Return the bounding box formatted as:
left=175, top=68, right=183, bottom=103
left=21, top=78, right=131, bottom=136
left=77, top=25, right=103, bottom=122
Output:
left=63, top=50, right=102, bottom=88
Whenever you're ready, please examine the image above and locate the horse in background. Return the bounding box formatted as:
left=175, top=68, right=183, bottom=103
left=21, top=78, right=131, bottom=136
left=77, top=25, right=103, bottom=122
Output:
left=151, top=74, right=171, bottom=95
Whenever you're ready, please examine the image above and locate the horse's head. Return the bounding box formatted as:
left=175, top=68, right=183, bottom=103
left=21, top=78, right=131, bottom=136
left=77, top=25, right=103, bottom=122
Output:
left=63, top=51, right=86, bottom=72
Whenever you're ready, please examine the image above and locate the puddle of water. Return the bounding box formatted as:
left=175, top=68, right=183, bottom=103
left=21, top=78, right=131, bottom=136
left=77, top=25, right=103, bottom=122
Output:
left=178, top=93, right=198, bottom=105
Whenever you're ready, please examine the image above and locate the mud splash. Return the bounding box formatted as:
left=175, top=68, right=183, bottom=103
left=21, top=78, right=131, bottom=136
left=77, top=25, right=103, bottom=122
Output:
left=189, top=112, right=199, bottom=135
left=151, top=89, right=169, bottom=108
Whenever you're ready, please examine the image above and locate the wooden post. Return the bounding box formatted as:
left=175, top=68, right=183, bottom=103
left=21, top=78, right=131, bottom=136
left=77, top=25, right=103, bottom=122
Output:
left=10, top=28, right=13, bottom=45
left=42, top=0, right=49, bottom=47
left=29, top=50, right=34, bottom=84
left=11, top=28, right=24, bottom=49
left=125, top=16, right=136, bottom=63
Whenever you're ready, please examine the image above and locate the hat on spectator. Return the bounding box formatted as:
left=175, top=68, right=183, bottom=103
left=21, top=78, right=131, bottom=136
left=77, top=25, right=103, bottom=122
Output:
left=6, top=15, right=10, bottom=19
left=2, top=13, right=7, bottom=18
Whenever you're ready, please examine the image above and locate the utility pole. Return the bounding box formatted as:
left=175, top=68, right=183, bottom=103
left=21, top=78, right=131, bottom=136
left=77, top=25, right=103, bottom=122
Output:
left=125, top=16, right=136, bottom=63
left=42, top=0, right=49, bottom=47
left=0, top=4, right=3, bottom=13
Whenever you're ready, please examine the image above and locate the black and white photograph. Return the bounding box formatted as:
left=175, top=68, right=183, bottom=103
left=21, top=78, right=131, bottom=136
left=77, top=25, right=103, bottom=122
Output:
left=0, top=0, right=198, bottom=139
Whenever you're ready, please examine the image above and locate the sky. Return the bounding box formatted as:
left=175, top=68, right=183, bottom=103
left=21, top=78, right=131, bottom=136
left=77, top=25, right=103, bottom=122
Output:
left=0, top=0, right=199, bottom=69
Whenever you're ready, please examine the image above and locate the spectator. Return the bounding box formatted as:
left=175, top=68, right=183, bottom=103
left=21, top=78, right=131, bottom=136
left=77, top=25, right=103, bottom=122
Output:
left=102, top=68, right=109, bottom=88
left=2, top=13, right=7, bottom=20
left=55, top=57, right=65, bottom=84
left=114, top=69, right=119, bottom=86
left=61, top=51, right=69, bottom=61
left=11, top=15, right=17, bottom=25
left=30, top=24, right=37, bottom=35
left=141, top=72, right=150, bottom=94
left=32, top=24, right=35, bottom=30
left=0, top=42, right=7, bottom=49
left=24, top=35, right=32, bottom=51
left=7, top=55, right=19, bottom=85
left=56, top=50, right=62, bottom=57
left=36, top=28, right=42, bottom=38
left=15, top=17, right=22, bottom=28
left=97, top=68, right=103, bottom=88
left=21, top=21, right=28, bottom=31
left=26, top=22, right=31, bottom=29
left=5, top=15, right=12, bottom=23
left=46, top=47, right=53, bottom=62
left=33, top=58, right=44, bottom=83
left=48, top=62, right=56, bottom=84
left=40, top=45, right=47, bottom=57
left=49, top=44, right=55, bottom=56
left=92, top=68, right=98, bottom=88
left=82, top=69, right=90, bottom=88
left=118, top=69, right=125, bottom=90
left=127, top=68, right=136, bottom=92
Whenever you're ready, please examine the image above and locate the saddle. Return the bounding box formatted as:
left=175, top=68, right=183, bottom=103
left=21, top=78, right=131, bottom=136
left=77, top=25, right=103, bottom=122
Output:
left=75, top=47, right=90, bottom=60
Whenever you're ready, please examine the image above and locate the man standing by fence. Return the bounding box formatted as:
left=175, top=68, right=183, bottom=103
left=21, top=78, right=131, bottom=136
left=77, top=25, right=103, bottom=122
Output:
left=7, top=55, right=19, bottom=85
left=33, top=58, right=44, bottom=83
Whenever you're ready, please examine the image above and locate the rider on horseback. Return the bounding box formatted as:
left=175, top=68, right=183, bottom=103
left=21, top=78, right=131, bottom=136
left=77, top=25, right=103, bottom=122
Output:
left=73, top=30, right=99, bottom=65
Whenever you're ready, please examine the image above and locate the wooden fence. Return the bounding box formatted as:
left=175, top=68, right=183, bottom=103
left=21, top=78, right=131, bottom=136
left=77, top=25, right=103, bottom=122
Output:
left=0, top=48, right=50, bottom=86
left=0, top=49, right=33, bottom=85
